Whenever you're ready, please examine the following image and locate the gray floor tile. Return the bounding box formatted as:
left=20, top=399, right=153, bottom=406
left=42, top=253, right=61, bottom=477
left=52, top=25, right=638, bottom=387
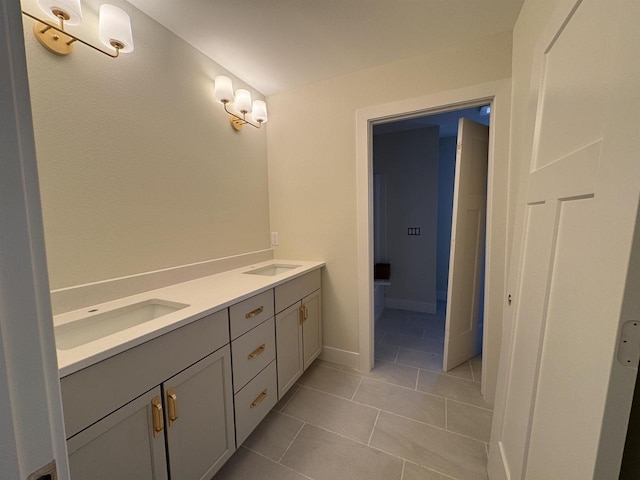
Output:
left=213, top=447, right=307, bottom=480
left=402, top=461, right=454, bottom=480
left=417, top=370, right=492, bottom=409
left=353, top=378, right=445, bottom=428
left=281, top=424, right=404, bottom=480
left=314, top=359, right=344, bottom=371
left=273, top=383, right=301, bottom=412
left=382, top=332, right=444, bottom=354
left=378, top=320, right=424, bottom=337
left=375, top=343, right=399, bottom=362
left=344, top=360, right=419, bottom=389
left=396, top=348, right=442, bottom=372
left=445, top=361, right=474, bottom=381
left=370, top=412, right=488, bottom=480
left=243, top=411, right=304, bottom=461
left=297, top=364, right=363, bottom=398
left=446, top=400, right=493, bottom=443
left=283, top=386, right=378, bottom=444
left=470, top=355, right=482, bottom=383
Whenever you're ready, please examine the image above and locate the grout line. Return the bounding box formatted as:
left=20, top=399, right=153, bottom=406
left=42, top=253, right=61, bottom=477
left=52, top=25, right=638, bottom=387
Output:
left=393, top=346, right=400, bottom=363
left=351, top=375, right=365, bottom=401
left=485, top=441, right=489, bottom=457
left=241, top=446, right=315, bottom=480
left=367, top=409, right=381, bottom=446
left=278, top=384, right=301, bottom=412
left=296, top=384, right=366, bottom=403
left=444, top=398, right=448, bottom=430
left=414, top=369, right=420, bottom=390
left=342, top=370, right=492, bottom=411
left=277, top=422, right=306, bottom=463
left=400, top=460, right=406, bottom=480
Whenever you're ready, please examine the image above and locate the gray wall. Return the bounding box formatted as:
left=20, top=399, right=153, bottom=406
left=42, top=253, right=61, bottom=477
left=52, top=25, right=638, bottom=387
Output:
left=373, top=127, right=439, bottom=311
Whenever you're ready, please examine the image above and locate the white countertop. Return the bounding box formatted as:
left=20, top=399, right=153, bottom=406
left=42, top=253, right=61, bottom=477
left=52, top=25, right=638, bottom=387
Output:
left=54, top=259, right=324, bottom=377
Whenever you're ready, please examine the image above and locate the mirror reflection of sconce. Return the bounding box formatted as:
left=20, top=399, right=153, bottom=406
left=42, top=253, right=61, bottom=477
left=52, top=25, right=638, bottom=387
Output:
left=22, top=0, right=134, bottom=58
left=214, top=76, right=268, bottom=131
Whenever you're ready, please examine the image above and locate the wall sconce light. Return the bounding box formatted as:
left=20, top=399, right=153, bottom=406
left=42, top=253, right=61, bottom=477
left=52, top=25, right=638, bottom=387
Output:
left=214, top=75, right=268, bottom=131
left=22, top=0, right=134, bottom=58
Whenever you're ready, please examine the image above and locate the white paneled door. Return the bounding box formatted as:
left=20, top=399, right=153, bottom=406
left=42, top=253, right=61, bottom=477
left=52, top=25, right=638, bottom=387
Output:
left=490, top=0, right=640, bottom=478
left=443, top=118, right=489, bottom=372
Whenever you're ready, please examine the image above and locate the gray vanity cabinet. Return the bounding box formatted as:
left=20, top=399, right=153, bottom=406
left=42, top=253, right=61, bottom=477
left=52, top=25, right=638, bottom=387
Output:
left=163, top=346, right=235, bottom=480
left=67, top=387, right=168, bottom=480
left=61, top=309, right=234, bottom=480
left=274, top=270, right=322, bottom=399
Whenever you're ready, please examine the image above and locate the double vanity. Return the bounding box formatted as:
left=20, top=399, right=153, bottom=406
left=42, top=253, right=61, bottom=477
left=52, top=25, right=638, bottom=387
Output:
left=53, top=260, right=324, bottom=479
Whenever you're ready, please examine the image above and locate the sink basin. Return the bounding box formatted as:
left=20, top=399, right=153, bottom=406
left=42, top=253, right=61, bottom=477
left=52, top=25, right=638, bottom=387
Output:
left=55, top=299, right=189, bottom=350
left=243, top=264, right=301, bottom=276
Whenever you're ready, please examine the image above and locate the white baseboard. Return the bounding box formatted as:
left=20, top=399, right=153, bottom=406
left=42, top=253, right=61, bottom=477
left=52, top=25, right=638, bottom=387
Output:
left=385, top=297, right=437, bottom=314
left=437, top=290, right=448, bottom=301
left=318, top=346, right=360, bottom=370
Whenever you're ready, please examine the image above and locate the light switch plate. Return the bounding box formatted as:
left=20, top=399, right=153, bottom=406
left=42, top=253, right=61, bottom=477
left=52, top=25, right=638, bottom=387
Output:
left=271, top=232, right=279, bottom=246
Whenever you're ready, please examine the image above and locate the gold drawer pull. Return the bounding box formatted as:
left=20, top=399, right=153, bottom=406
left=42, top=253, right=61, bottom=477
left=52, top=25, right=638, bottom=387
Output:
left=303, top=304, right=309, bottom=321
left=246, top=306, right=264, bottom=319
left=250, top=389, right=268, bottom=409
left=299, top=306, right=304, bottom=325
left=248, top=344, right=266, bottom=359
left=152, top=396, right=164, bottom=436
left=167, top=387, right=179, bottom=426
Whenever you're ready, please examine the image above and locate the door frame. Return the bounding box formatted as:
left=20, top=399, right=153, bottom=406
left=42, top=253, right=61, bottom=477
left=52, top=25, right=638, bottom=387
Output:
left=0, top=0, right=70, bottom=477
left=355, top=79, right=512, bottom=403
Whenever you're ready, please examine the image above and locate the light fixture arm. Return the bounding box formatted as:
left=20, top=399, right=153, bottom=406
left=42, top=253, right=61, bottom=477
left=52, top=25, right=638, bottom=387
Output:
left=22, top=10, right=122, bottom=58
left=223, top=101, right=263, bottom=129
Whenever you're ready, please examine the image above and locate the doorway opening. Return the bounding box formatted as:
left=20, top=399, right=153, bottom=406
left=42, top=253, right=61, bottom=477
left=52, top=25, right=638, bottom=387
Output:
left=355, top=79, right=511, bottom=405
left=371, top=105, right=490, bottom=381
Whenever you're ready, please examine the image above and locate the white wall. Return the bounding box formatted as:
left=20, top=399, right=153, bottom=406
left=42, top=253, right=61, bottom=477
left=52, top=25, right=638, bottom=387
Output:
left=21, top=0, right=270, bottom=290
left=373, top=127, right=439, bottom=312
left=267, top=31, right=512, bottom=356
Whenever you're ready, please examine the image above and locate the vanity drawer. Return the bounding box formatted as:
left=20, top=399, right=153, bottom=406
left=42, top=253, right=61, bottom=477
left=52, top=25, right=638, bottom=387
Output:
left=275, top=269, right=321, bottom=313
left=229, top=290, right=274, bottom=340
left=234, top=361, right=277, bottom=446
left=231, top=317, right=275, bottom=393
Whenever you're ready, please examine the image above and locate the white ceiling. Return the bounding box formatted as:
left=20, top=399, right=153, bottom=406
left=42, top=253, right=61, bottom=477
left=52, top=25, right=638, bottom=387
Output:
left=126, top=0, right=524, bottom=96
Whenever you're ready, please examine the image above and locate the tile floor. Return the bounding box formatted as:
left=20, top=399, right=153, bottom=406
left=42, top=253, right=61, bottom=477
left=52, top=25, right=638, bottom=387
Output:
left=213, top=307, right=491, bottom=480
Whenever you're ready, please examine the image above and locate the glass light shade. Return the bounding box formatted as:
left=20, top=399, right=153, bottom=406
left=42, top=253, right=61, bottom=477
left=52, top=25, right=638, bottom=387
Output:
left=252, top=100, right=268, bottom=123
left=37, top=0, right=83, bottom=25
left=214, top=76, right=234, bottom=104
left=98, top=4, right=134, bottom=53
left=234, top=89, right=252, bottom=114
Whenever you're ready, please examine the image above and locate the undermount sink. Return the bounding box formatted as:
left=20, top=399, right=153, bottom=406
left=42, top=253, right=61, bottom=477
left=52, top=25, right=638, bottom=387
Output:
left=55, top=299, right=189, bottom=350
left=243, top=264, right=301, bottom=276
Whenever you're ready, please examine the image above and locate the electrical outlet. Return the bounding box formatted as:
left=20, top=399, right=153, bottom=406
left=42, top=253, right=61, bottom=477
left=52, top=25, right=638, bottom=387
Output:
left=271, top=232, right=279, bottom=246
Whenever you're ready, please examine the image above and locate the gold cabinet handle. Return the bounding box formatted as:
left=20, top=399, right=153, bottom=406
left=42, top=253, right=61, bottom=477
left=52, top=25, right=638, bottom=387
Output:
left=250, top=389, right=268, bottom=409
left=246, top=306, right=264, bottom=319
left=303, top=304, right=309, bottom=321
left=152, top=396, right=164, bottom=437
left=248, top=343, right=266, bottom=359
left=167, top=387, right=179, bottom=426
left=299, top=306, right=304, bottom=325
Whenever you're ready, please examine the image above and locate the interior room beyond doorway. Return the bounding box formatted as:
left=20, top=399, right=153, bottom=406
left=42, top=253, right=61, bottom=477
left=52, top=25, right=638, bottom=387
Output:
left=371, top=105, right=490, bottom=378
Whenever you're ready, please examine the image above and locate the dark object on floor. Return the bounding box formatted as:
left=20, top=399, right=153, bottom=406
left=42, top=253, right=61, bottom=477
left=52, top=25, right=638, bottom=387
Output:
left=375, top=263, right=390, bottom=280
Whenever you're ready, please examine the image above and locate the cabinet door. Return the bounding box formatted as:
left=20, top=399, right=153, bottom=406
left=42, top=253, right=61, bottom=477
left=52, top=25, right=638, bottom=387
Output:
left=302, top=289, right=322, bottom=370
left=67, top=387, right=168, bottom=480
left=275, top=301, right=304, bottom=399
left=164, top=346, right=235, bottom=480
